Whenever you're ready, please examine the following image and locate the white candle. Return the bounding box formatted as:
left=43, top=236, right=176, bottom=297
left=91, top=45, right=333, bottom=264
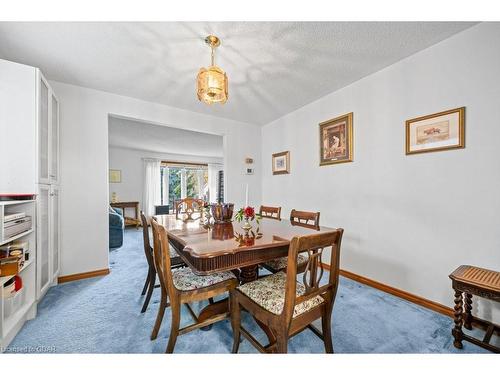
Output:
left=245, top=184, right=249, bottom=207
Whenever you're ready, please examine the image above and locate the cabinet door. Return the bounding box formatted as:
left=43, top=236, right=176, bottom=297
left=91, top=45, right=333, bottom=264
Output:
left=49, top=93, right=59, bottom=184
left=50, top=185, right=60, bottom=279
left=37, top=184, right=51, bottom=299
left=38, top=76, right=50, bottom=184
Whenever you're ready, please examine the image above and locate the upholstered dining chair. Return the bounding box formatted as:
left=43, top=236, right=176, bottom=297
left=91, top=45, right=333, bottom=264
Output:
left=259, top=205, right=281, bottom=220
left=262, top=209, right=321, bottom=274
left=230, top=228, right=344, bottom=353
left=175, top=197, right=205, bottom=221
left=150, top=219, right=238, bottom=353
left=139, top=211, right=185, bottom=313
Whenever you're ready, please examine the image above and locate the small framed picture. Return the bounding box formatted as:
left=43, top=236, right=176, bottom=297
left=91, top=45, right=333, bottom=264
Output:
left=319, top=112, right=353, bottom=166
left=109, top=169, right=122, bottom=183
left=272, top=151, right=290, bottom=175
left=406, top=107, right=465, bottom=155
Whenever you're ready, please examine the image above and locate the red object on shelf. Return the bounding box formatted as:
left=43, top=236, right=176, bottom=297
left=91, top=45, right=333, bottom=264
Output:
left=14, top=275, right=23, bottom=291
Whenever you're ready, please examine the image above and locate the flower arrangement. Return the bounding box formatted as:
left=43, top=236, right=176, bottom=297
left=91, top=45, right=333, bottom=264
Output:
left=234, top=206, right=261, bottom=232
left=234, top=206, right=261, bottom=224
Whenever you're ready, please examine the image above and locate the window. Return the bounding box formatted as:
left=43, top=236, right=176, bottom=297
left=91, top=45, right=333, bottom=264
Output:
left=160, top=162, right=208, bottom=210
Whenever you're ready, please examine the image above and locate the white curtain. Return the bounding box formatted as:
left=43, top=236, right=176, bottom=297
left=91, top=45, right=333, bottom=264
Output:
left=142, top=158, right=161, bottom=217
left=207, top=163, right=223, bottom=203
left=162, top=166, right=169, bottom=208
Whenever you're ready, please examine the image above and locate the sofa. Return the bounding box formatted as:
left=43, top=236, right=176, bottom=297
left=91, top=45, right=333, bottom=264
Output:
left=109, top=206, right=124, bottom=248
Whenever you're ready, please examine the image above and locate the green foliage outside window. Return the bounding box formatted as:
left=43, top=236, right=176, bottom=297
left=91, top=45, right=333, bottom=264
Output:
left=160, top=166, right=208, bottom=208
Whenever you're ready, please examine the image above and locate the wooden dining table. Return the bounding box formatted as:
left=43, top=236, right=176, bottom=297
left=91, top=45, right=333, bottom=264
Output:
left=154, top=214, right=338, bottom=336
left=154, top=214, right=337, bottom=283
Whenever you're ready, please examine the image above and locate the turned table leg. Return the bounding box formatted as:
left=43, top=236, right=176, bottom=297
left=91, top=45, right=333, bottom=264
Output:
left=453, top=289, right=464, bottom=349
left=239, top=265, right=259, bottom=284
left=463, top=293, right=473, bottom=330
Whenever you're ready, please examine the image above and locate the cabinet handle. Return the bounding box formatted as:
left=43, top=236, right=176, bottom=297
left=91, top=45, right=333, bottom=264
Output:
left=49, top=193, right=55, bottom=196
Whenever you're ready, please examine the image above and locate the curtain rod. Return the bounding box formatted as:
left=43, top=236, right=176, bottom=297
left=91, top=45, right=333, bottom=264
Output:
left=161, top=160, right=208, bottom=168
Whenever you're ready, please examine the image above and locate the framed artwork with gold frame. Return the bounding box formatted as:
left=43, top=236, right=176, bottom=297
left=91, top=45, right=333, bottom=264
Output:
left=272, top=151, right=290, bottom=175
left=406, top=107, right=465, bottom=155
left=319, top=112, right=353, bottom=166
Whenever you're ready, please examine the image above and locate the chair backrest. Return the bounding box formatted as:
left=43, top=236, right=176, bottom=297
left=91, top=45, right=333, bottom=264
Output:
left=140, top=211, right=154, bottom=270
left=175, top=198, right=205, bottom=221
left=283, top=229, right=344, bottom=324
left=259, top=205, right=281, bottom=220
left=150, top=218, right=178, bottom=302
left=290, top=209, right=320, bottom=230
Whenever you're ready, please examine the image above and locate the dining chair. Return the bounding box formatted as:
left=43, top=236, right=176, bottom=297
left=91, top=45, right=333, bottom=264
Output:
left=262, top=209, right=321, bottom=274
left=150, top=219, right=238, bottom=353
left=289, top=209, right=320, bottom=230
left=259, top=205, right=281, bottom=220
left=175, top=197, right=205, bottom=221
left=230, top=228, right=344, bottom=353
left=139, top=211, right=185, bottom=313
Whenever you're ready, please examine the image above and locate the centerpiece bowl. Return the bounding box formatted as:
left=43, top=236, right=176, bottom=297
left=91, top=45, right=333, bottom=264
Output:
left=210, top=203, right=234, bottom=223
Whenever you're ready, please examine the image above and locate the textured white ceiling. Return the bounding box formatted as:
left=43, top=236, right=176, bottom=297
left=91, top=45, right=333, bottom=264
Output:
left=108, top=116, right=223, bottom=158
left=0, top=22, right=476, bottom=125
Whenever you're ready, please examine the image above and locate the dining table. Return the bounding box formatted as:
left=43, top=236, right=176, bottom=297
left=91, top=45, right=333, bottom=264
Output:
left=154, top=214, right=337, bottom=282
left=153, top=214, right=337, bottom=336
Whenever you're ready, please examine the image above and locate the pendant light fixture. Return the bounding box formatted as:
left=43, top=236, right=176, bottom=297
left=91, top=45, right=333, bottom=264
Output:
left=196, top=35, right=228, bottom=105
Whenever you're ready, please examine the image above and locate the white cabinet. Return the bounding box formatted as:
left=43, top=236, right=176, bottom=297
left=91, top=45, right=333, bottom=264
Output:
left=37, top=185, right=51, bottom=299
left=50, top=93, right=60, bottom=184
left=0, top=200, right=37, bottom=350
left=0, top=59, right=61, bottom=349
left=37, top=73, right=59, bottom=185
left=0, top=62, right=60, bottom=192
left=50, top=185, right=60, bottom=278
left=0, top=59, right=61, bottom=302
left=36, top=184, right=60, bottom=299
left=38, top=76, right=50, bottom=184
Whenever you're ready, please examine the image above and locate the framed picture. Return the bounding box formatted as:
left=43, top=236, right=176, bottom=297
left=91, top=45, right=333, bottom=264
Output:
left=406, top=107, right=465, bottom=155
left=319, top=112, right=353, bottom=166
left=272, top=151, right=290, bottom=175
left=109, top=169, right=122, bottom=183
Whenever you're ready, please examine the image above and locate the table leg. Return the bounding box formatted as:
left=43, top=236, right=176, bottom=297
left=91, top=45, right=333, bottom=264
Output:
left=452, top=289, right=464, bottom=349
left=239, top=265, right=259, bottom=284
left=464, top=293, right=473, bottom=330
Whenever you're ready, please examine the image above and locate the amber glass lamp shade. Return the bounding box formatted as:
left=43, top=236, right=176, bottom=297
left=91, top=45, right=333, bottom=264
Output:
left=197, top=65, right=228, bottom=105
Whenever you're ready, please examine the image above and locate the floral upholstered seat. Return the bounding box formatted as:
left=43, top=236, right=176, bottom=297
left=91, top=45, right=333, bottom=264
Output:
left=172, top=267, right=237, bottom=291
left=264, top=253, right=309, bottom=271
left=237, top=272, right=324, bottom=317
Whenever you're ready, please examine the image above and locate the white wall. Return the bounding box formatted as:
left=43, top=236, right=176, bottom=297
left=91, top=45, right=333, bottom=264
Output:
left=54, top=81, right=262, bottom=277
left=261, top=23, right=500, bottom=320
left=108, top=146, right=223, bottom=205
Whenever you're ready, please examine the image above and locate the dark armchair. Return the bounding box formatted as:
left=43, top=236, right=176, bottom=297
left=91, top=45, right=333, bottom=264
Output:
left=109, top=206, right=124, bottom=248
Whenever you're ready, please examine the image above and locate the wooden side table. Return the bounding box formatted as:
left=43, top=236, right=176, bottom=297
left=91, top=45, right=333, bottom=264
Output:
left=449, top=265, right=500, bottom=353
left=111, top=201, right=141, bottom=229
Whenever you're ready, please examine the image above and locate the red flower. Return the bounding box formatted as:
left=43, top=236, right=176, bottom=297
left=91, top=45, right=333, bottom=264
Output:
left=244, top=206, right=255, bottom=218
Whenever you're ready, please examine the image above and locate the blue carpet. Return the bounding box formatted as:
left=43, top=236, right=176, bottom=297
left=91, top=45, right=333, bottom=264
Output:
left=7, top=229, right=489, bottom=353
